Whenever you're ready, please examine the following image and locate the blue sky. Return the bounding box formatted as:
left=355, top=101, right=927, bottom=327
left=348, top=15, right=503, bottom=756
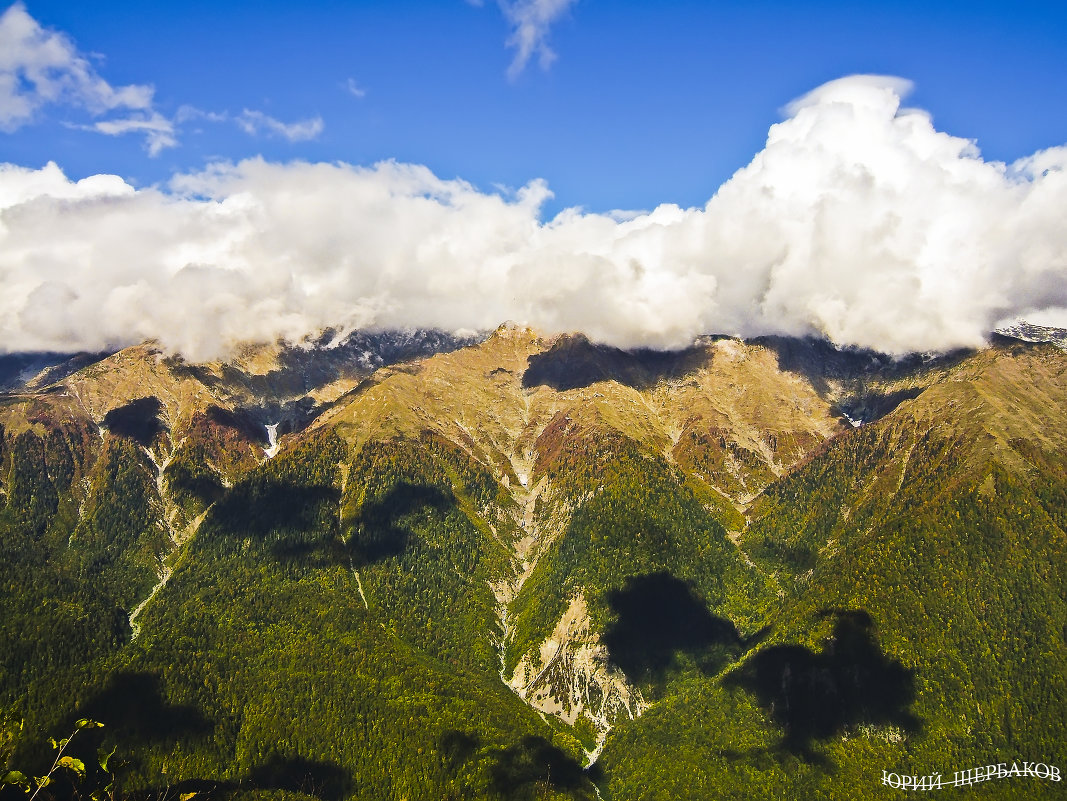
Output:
left=2, top=1, right=1066, bottom=358
left=4, top=0, right=1066, bottom=214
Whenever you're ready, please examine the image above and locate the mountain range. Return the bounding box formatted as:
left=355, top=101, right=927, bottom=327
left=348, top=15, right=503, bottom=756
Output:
left=1, top=323, right=1064, bottom=800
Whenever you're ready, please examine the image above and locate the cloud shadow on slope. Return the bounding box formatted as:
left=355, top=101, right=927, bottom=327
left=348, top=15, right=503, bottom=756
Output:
left=79, top=671, right=212, bottom=743
left=102, top=397, right=166, bottom=448
left=124, top=755, right=352, bottom=801
left=488, top=735, right=598, bottom=797
left=522, top=334, right=706, bottom=392
left=726, top=609, right=920, bottom=756
left=347, top=482, right=452, bottom=566
left=603, top=572, right=743, bottom=690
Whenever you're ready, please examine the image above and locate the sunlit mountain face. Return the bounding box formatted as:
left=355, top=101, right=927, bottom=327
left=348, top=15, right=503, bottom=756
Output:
left=1, top=324, right=1064, bottom=800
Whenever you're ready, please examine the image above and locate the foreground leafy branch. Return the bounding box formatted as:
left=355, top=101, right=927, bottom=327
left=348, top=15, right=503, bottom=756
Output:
left=1, top=719, right=115, bottom=801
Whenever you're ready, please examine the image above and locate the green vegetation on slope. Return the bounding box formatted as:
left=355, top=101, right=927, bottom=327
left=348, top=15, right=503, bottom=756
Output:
left=599, top=350, right=1067, bottom=799
left=102, top=431, right=599, bottom=800
left=2, top=340, right=1065, bottom=801
left=509, top=425, right=774, bottom=693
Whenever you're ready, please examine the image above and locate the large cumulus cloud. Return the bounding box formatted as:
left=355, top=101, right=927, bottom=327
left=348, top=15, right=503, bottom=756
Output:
left=1, top=75, right=1065, bottom=360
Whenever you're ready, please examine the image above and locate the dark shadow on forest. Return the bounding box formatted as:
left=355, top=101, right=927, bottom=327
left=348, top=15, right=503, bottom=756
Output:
left=165, top=466, right=226, bottom=510
left=603, top=572, right=742, bottom=688
left=212, top=478, right=339, bottom=540
left=438, top=730, right=481, bottom=771
left=203, top=476, right=342, bottom=569
left=102, top=397, right=165, bottom=447
left=348, top=482, right=451, bottom=566
left=726, top=609, right=920, bottom=757
left=124, top=755, right=352, bottom=801
left=247, top=754, right=353, bottom=801
left=488, top=735, right=597, bottom=796
left=522, top=335, right=706, bottom=392
left=79, top=671, right=212, bottom=743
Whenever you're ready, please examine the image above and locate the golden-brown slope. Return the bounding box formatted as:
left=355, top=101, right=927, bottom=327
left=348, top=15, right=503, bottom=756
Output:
left=313, top=326, right=850, bottom=505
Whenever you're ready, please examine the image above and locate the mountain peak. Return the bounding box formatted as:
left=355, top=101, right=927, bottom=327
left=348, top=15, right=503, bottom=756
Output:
left=994, top=321, right=1067, bottom=350
left=490, top=321, right=541, bottom=343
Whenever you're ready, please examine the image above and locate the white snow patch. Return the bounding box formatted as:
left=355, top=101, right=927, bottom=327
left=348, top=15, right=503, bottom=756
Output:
left=264, top=423, right=280, bottom=458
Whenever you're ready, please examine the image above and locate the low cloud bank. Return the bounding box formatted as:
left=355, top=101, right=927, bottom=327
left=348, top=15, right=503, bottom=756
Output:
left=1, top=75, right=1064, bottom=361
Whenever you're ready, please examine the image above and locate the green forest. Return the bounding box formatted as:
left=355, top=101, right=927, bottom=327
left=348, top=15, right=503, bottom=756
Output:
left=2, top=342, right=1066, bottom=801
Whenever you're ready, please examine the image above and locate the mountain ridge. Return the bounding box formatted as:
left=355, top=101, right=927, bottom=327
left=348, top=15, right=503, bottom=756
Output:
left=1, top=323, right=1064, bottom=799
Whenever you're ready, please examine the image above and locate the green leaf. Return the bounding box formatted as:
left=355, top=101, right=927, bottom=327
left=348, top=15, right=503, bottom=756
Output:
left=57, top=756, right=86, bottom=777
left=74, top=718, right=104, bottom=730
left=1, top=770, right=30, bottom=788
left=98, top=745, right=117, bottom=772
left=35, top=775, right=52, bottom=789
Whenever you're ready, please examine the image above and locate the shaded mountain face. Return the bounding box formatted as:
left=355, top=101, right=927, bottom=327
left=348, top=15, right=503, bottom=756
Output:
left=0, top=325, right=1064, bottom=801
left=0, top=351, right=114, bottom=392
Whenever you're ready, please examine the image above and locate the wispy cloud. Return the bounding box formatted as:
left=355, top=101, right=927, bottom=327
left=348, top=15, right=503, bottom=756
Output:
left=0, top=2, right=169, bottom=153
left=179, top=105, right=325, bottom=144
left=175, top=105, right=228, bottom=125
left=73, top=111, right=177, bottom=156
left=0, top=4, right=326, bottom=154
left=499, top=0, right=577, bottom=79
left=237, top=109, right=324, bottom=142
left=344, top=78, right=366, bottom=98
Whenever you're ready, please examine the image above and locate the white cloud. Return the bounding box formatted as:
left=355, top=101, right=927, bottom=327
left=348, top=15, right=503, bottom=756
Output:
left=72, top=111, right=177, bottom=156
left=0, top=75, right=1065, bottom=361
left=782, top=74, right=916, bottom=117
left=236, top=109, right=324, bottom=142
left=344, top=78, right=366, bottom=98
left=175, top=105, right=228, bottom=125
left=498, top=0, right=577, bottom=79
left=0, top=2, right=170, bottom=152
left=0, top=4, right=328, bottom=155
left=178, top=106, right=325, bottom=143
